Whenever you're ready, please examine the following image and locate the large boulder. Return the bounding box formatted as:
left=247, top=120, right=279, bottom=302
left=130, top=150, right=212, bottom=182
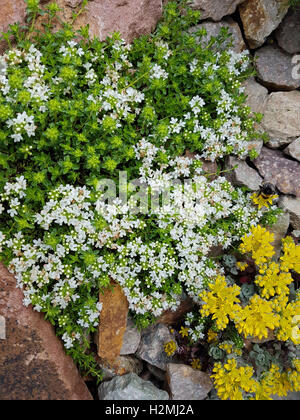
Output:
left=275, top=6, right=300, bottom=54
left=253, top=147, right=300, bottom=197
left=0, top=264, right=93, bottom=400
left=262, top=91, right=300, bottom=149
left=255, top=45, right=300, bottom=91
left=189, top=18, right=246, bottom=53
left=47, top=0, right=163, bottom=43
left=239, top=0, right=289, bottom=49
left=98, top=373, right=169, bottom=400
left=166, top=363, right=213, bottom=400
left=190, top=0, right=246, bottom=21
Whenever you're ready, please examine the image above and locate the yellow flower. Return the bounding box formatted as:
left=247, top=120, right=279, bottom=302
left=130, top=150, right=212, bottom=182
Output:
left=212, top=359, right=258, bottom=400
left=179, top=326, right=189, bottom=338
left=164, top=340, right=177, bottom=357
left=239, top=225, right=275, bottom=266
left=255, top=261, right=293, bottom=299
left=236, top=295, right=280, bottom=340
left=254, top=364, right=291, bottom=400
left=220, top=342, right=234, bottom=355
left=251, top=192, right=278, bottom=210
left=207, top=329, right=218, bottom=343
left=191, top=358, right=202, bottom=370
left=236, top=261, right=248, bottom=272
left=280, top=236, right=300, bottom=273
left=200, top=276, right=242, bottom=330
left=288, top=360, right=300, bottom=392
left=275, top=297, right=300, bottom=345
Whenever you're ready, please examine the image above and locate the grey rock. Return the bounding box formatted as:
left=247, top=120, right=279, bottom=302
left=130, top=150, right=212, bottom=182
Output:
left=98, top=355, right=143, bottom=382
left=255, top=45, right=300, bottom=91
left=275, top=7, right=300, bottom=54
left=166, top=363, right=213, bottom=400
left=243, top=77, right=268, bottom=115
left=262, top=91, right=300, bottom=148
left=268, top=212, right=290, bottom=258
left=239, top=0, right=289, bottom=49
left=254, top=147, right=300, bottom=197
left=280, top=196, right=300, bottom=231
left=98, top=373, right=169, bottom=400
left=284, top=138, right=300, bottom=162
left=189, top=18, right=246, bottom=53
left=120, top=316, right=141, bottom=356
left=225, top=156, right=263, bottom=191
left=189, top=0, right=246, bottom=21
left=136, top=324, right=176, bottom=370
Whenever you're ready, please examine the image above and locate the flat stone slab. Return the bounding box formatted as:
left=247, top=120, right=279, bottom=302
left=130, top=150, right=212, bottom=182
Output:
left=190, top=0, right=246, bottom=22
left=49, top=0, right=162, bottom=44
left=97, top=282, right=129, bottom=364
left=262, top=91, right=300, bottom=147
left=254, top=147, right=300, bottom=197
left=0, top=264, right=93, bottom=400
left=255, top=45, right=300, bottom=91
left=189, top=18, right=246, bottom=53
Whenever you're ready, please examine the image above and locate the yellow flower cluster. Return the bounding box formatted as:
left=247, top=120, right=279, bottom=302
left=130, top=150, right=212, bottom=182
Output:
left=212, top=359, right=257, bottom=400
left=200, top=276, right=242, bottom=330
left=207, top=329, right=218, bottom=343
left=255, top=262, right=293, bottom=299
left=280, top=236, right=300, bottom=273
left=274, top=295, right=300, bottom=345
left=164, top=340, right=177, bottom=356
left=254, top=364, right=292, bottom=400
left=208, top=227, right=300, bottom=400
left=236, top=295, right=280, bottom=340
left=213, top=360, right=300, bottom=400
left=219, top=342, right=242, bottom=356
left=236, top=261, right=248, bottom=272
left=238, top=227, right=300, bottom=343
left=239, top=225, right=275, bottom=266
left=288, top=359, right=300, bottom=392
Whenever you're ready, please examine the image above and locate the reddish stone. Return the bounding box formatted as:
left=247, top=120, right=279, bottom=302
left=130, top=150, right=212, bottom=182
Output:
left=0, top=0, right=27, bottom=52
left=0, top=263, right=93, bottom=400
left=97, top=282, right=129, bottom=364
left=46, top=0, right=163, bottom=43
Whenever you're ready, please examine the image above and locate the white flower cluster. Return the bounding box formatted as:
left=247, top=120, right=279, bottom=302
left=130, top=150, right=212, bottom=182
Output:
left=184, top=312, right=205, bottom=342
left=0, top=176, right=27, bottom=217
left=6, top=112, right=36, bottom=143
left=1, top=133, right=263, bottom=326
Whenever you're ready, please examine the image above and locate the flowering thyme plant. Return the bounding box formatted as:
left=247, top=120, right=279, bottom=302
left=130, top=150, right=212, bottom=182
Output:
left=0, top=0, right=277, bottom=380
